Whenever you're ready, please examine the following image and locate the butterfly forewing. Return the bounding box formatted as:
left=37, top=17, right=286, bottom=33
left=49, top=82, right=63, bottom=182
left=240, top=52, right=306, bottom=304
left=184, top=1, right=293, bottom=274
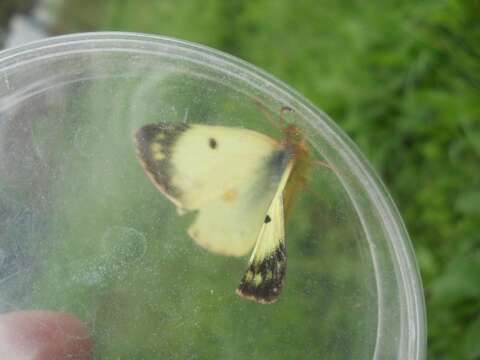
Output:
left=236, top=192, right=287, bottom=304
left=236, top=160, right=293, bottom=304
left=134, top=122, right=290, bottom=257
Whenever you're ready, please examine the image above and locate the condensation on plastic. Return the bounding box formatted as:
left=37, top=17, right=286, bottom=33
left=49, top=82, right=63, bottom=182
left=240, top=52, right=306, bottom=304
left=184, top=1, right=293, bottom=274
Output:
left=0, top=33, right=426, bottom=359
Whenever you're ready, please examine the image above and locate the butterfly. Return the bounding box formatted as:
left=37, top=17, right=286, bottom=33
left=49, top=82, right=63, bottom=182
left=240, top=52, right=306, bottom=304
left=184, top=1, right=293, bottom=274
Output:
left=134, top=108, right=310, bottom=304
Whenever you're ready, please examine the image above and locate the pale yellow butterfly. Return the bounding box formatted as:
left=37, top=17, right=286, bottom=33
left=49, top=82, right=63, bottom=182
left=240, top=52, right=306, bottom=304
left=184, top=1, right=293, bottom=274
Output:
left=134, top=108, right=310, bottom=304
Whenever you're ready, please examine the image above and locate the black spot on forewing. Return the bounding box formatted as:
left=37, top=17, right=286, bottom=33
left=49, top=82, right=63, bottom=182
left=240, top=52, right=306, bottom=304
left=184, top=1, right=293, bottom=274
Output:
left=264, top=215, right=271, bottom=223
left=236, top=243, right=287, bottom=304
left=134, top=123, right=189, bottom=199
left=209, top=138, right=217, bottom=149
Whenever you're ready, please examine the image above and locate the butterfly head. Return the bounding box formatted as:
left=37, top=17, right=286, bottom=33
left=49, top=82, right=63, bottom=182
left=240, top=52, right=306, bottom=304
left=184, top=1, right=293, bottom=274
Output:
left=282, top=124, right=308, bottom=160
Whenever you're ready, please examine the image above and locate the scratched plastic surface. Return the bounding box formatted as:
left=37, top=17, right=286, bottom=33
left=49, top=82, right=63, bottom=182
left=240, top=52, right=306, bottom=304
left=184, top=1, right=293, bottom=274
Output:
left=0, top=33, right=426, bottom=359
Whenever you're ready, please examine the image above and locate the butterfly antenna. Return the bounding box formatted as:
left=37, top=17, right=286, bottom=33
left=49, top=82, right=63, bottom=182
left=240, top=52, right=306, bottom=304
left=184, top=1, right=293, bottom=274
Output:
left=280, top=106, right=293, bottom=128
left=182, top=107, right=190, bottom=123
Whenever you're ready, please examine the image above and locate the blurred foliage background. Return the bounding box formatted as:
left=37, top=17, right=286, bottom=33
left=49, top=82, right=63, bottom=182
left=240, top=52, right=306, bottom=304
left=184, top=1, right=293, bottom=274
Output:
left=1, top=0, right=479, bottom=359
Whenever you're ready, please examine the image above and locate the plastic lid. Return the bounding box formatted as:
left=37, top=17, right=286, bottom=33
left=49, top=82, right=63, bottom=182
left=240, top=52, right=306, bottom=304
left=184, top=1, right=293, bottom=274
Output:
left=0, top=32, right=426, bottom=359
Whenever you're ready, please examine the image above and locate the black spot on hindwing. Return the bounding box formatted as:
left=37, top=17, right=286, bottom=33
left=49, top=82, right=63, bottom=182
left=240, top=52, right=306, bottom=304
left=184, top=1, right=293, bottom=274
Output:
left=134, top=122, right=189, bottom=199
left=236, top=243, right=287, bottom=304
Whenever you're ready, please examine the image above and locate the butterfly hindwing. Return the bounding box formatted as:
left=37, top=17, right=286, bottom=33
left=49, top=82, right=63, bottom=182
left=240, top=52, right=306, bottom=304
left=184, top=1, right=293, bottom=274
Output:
left=134, top=122, right=290, bottom=257
left=186, top=180, right=279, bottom=256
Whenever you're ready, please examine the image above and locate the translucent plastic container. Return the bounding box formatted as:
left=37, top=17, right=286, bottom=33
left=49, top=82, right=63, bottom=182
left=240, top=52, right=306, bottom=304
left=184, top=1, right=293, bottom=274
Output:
left=0, top=33, right=426, bottom=359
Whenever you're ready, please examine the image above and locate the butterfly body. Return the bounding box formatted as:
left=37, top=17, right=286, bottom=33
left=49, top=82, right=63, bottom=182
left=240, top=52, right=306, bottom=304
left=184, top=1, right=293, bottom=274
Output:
left=135, top=120, right=309, bottom=304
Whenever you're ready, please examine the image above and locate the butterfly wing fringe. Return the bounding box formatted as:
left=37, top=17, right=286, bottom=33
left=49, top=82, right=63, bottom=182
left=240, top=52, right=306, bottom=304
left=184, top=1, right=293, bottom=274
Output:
left=236, top=243, right=287, bottom=304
